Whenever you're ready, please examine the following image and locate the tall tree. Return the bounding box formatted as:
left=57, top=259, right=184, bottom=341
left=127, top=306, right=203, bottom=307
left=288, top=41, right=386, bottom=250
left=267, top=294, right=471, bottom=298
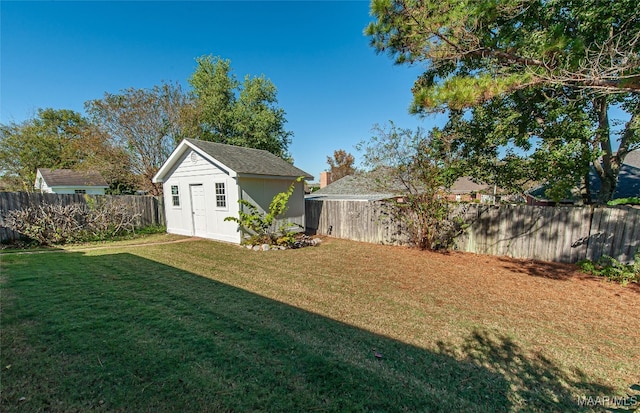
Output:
left=0, top=109, right=91, bottom=191
left=188, top=55, right=293, bottom=159
left=326, top=149, right=356, bottom=181
left=432, top=89, right=601, bottom=202
left=366, top=0, right=640, bottom=202
left=75, top=125, right=138, bottom=194
left=0, top=108, right=136, bottom=193
left=86, top=82, right=188, bottom=195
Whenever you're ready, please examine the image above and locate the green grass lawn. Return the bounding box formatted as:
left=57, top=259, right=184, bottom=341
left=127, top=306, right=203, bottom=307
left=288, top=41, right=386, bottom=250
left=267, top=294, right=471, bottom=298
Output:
left=1, top=237, right=638, bottom=412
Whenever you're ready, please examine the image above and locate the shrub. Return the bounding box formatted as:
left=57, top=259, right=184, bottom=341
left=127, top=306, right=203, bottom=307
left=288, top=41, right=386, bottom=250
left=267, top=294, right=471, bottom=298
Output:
left=4, top=198, right=141, bottom=245
left=390, top=194, right=469, bottom=251
left=607, top=197, right=640, bottom=206
left=578, top=252, right=640, bottom=286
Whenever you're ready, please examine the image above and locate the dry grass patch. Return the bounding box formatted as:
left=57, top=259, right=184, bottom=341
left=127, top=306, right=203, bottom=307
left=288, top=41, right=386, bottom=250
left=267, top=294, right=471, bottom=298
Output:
left=142, top=238, right=639, bottom=386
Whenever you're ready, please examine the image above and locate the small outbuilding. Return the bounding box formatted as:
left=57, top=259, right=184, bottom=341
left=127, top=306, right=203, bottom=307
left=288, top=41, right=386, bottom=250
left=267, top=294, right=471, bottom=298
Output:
left=35, top=168, right=108, bottom=194
left=152, top=139, right=313, bottom=244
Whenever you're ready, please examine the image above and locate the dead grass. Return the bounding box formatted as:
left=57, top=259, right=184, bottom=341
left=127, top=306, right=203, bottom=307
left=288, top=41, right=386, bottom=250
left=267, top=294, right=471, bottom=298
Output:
left=130, top=237, right=640, bottom=391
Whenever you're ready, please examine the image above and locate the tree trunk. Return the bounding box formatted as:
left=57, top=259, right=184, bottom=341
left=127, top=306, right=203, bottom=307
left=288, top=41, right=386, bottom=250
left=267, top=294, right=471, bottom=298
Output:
left=579, top=170, right=591, bottom=205
left=592, top=97, right=618, bottom=203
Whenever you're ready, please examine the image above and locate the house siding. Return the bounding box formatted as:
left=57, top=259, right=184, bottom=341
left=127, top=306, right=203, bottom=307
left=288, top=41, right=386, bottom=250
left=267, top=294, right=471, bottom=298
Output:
left=44, top=186, right=106, bottom=195
left=162, top=149, right=241, bottom=243
left=34, top=169, right=107, bottom=194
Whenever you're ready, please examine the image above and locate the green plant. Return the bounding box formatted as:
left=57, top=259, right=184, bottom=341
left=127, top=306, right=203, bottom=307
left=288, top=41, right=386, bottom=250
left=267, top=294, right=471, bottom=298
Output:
left=225, top=177, right=303, bottom=246
left=578, top=252, right=640, bottom=285
left=607, top=197, right=640, bottom=206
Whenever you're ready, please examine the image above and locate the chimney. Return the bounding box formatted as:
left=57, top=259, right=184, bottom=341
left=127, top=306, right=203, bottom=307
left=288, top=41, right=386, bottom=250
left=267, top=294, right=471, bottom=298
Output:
left=320, top=171, right=332, bottom=188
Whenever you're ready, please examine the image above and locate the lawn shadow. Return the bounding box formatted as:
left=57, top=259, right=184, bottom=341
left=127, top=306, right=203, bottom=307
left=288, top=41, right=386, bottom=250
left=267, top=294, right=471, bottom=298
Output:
left=1, top=251, right=616, bottom=412
left=495, top=256, right=591, bottom=280
left=494, top=255, right=640, bottom=293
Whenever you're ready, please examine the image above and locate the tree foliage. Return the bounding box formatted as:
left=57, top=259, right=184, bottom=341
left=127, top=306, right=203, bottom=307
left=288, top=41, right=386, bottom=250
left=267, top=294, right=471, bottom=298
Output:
left=0, top=108, right=106, bottom=192
left=359, top=123, right=465, bottom=250
left=86, top=82, right=188, bottom=195
left=366, top=0, right=640, bottom=202
left=188, top=55, right=293, bottom=159
left=326, top=149, right=356, bottom=181
left=2, top=56, right=296, bottom=195
left=367, top=0, right=640, bottom=109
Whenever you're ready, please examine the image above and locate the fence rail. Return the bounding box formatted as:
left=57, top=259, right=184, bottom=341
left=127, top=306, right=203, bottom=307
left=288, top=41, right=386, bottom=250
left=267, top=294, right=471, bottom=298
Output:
left=0, top=192, right=165, bottom=244
left=305, top=199, right=640, bottom=264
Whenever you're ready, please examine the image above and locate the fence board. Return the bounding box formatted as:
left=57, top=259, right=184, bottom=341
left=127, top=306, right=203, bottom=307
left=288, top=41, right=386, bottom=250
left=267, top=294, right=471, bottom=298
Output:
left=0, top=192, right=165, bottom=244
left=305, top=199, right=638, bottom=264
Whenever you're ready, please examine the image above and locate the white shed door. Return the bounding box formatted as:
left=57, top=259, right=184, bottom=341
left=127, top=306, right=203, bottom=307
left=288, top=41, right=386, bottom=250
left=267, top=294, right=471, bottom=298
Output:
left=190, top=184, right=206, bottom=237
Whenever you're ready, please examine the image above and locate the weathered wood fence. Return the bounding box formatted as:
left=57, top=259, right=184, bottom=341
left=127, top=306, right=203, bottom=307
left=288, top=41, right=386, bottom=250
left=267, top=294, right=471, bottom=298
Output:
left=305, top=199, right=640, bottom=264
left=0, top=192, right=165, bottom=243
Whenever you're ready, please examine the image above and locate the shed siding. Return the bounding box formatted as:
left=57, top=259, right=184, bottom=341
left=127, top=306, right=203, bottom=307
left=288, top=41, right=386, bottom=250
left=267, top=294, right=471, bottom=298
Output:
left=239, top=177, right=306, bottom=228
left=163, top=149, right=241, bottom=243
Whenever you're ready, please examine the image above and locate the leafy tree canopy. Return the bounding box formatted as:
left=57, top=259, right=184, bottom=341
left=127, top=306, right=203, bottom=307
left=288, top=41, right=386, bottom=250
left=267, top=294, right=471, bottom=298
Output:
left=367, top=0, right=639, bottom=112
left=366, top=0, right=640, bottom=203
left=86, top=82, right=188, bottom=195
left=0, top=108, right=136, bottom=193
left=1, top=109, right=90, bottom=191
left=188, top=55, right=293, bottom=160
left=326, top=149, right=356, bottom=181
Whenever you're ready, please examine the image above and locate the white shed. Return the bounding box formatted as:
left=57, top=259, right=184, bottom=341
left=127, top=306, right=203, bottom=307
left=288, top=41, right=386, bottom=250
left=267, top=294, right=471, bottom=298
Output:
left=152, top=139, right=313, bottom=244
left=35, top=168, right=108, bottom=194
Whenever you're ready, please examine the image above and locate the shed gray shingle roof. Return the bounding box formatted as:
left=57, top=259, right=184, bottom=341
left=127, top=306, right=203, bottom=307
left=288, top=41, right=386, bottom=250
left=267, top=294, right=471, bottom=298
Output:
left=38, top=168, right=108, bottom=187
left=187, top=139, right=312, bottom=179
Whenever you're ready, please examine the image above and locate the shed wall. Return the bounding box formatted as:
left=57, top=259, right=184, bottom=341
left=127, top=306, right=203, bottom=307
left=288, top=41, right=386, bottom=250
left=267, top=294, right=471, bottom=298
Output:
left=162, top=149, right=240, bottom=243
left=239, top=177, right=306, bottom=229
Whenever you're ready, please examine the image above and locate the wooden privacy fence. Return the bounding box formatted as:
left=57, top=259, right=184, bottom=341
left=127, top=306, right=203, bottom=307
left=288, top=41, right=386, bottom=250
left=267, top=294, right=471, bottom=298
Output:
left=305, top=199, right=640, bottom=264
left=0, top=192, right=165, bottom=243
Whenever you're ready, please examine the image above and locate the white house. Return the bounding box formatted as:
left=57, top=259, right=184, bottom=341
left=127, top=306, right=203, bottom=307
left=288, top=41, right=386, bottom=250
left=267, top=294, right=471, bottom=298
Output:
left=35, top=168, right=108, bottom=194
left=152, top=139, right=313, bottom=244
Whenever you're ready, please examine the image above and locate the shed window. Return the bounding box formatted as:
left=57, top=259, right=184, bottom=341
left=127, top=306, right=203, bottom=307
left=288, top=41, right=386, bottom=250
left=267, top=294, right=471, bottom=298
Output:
left=171, top=185, right=180, bottom=207
left=215, top=183, right=226, bottom=208
left=75, top=189, right=86, bottom=194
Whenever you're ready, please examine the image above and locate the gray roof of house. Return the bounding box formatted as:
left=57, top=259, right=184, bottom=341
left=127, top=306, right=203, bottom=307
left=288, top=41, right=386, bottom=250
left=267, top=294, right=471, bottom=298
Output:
left=187, top=139, right=312, bottom=179
left=450, top=177, right=493, bottom=194
left=528, top=150, right=640, bottom=201
left=306, top=173, right=402, bottom=201
left=307, top=173, right=496, bottom=201
left=593, top=150, right=640, bottom=199
left=38, top=168, right=108, bottom=187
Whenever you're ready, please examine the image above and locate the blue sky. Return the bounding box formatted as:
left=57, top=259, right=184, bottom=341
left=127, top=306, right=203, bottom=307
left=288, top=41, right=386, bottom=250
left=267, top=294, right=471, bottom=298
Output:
left=1, top=0, right=444, bottom=181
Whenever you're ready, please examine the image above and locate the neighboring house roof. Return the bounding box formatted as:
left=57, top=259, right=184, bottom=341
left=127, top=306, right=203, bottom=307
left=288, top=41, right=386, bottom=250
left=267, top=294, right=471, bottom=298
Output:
left=154, top=139, right=313, bottom=183
left=596, top=150, right=640, bottom=199
left=528, top=150, right=640, bottom=202
left=308, top=173, right=498, bottom=201
left=450, top=177, right=493, bottom=194
left=36, top=168, right=108, bottom=188
left=307, top=174, right=395, bottom=201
